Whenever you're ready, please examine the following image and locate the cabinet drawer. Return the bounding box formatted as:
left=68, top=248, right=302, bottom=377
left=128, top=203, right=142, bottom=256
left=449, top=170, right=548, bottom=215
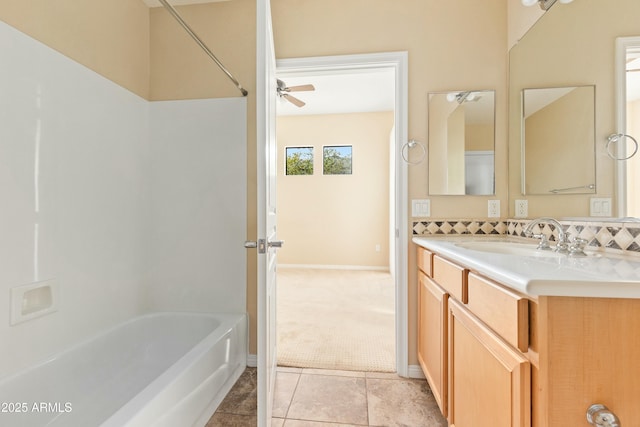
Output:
left=467, top=272, right=529, bottom=352
left=433, top=255, right=467, bottom=302
left=417, top=247, right=433, bottom=277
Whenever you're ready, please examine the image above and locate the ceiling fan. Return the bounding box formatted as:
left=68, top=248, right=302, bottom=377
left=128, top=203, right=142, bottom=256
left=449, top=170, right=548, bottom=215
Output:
left=277, top=79, right=315, bottom=107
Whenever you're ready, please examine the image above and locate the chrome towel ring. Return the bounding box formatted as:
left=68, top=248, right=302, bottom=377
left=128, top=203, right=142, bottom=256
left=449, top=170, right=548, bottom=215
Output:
left=401, top=139, right=426, bottom=165
left=606, top=133, right=638, bottom=161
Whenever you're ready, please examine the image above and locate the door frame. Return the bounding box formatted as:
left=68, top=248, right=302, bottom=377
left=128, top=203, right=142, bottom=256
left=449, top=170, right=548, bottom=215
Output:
left=276, top=51, right=410, bottom=377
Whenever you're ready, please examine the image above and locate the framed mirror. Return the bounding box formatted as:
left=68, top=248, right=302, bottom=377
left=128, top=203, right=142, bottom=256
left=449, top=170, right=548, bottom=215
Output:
left=428, top=90, right=495, bottom=195
left=508, top=0, right=640, bottom=219
left=522, top=85, right=595, bottom=195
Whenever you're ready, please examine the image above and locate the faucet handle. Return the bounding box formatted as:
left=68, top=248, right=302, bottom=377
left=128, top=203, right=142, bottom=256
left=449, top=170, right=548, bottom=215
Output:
left=531, top=233, right=551, bottom=250
left=569, top=237, right=589, bottom=257
left=555, top=232, right=571, bottom=253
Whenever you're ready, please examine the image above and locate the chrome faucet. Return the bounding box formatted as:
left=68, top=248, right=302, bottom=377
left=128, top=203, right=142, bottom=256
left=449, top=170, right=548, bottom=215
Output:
left=523, top=217, right=570, bottom=253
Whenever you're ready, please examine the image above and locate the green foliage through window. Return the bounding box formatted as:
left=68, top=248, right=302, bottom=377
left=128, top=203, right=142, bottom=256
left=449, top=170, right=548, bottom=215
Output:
left=285, top=147, right=313, bottom=175
left=323, top=146, right=352, bottom=175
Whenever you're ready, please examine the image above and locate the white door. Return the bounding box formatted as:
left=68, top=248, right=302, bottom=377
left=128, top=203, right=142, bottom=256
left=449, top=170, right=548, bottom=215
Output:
left=256, top=0, right=279, bottom=426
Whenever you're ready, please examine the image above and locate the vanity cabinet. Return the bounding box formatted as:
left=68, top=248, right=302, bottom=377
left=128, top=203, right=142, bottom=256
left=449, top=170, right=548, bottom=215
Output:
left=417, top=247, right=448, bottom=415
left=416, top=242, right=640, bottom=426
left=418, top=263, right=448, bottom=416
left=417, top=246, right=530, bottom=426
left=448, top=298, right=530, bottom=427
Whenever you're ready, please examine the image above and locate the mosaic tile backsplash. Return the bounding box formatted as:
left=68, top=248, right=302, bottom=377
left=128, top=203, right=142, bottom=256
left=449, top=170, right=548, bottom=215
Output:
left=412, top=219, right=640, bottom=255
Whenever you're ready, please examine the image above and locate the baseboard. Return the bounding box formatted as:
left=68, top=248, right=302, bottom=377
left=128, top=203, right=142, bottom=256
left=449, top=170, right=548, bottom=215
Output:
left=278, top=264, right=389, bottom=272
left=407, top=364, right=426, bottom=379
left=247, top=353, right=257, bottom=368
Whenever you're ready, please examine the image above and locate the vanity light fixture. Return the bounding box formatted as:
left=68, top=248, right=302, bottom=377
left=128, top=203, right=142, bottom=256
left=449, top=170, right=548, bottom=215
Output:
left=446, top=91, right=481, bottom=104
left=521, top=0, right=573, bottom=11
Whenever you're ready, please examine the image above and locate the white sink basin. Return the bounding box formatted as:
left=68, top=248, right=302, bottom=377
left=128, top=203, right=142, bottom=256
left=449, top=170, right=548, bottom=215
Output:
left=454, top=241, right=566, bottom=258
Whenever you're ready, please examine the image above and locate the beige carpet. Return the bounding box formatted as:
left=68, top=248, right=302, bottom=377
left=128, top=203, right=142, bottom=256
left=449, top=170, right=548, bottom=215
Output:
left=276, top=268, right=396, bottom=372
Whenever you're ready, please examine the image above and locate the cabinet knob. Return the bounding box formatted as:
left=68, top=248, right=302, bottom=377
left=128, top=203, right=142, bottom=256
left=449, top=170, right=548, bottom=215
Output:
left=587, top=404, right=621, bottom=427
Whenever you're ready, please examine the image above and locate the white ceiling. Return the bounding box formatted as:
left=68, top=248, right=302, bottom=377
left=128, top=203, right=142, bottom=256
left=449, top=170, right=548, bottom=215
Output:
left=276, top=69, right=395, bottom=116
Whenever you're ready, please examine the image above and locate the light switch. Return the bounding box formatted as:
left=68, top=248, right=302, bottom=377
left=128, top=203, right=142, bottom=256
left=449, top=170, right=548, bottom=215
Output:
left=590, top=197, right=612, bottom=217
left=412, top=199, right=431, bottom=217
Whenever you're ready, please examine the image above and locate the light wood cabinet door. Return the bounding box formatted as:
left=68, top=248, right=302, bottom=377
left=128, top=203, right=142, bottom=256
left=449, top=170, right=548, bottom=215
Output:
left=418, top=271, right=448, bottom=417
left=448, top=299, right=531, bottom=427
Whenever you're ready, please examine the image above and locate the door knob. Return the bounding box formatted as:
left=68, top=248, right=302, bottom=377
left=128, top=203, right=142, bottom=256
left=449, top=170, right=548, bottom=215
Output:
left=244, top=239, right=283, bottom=253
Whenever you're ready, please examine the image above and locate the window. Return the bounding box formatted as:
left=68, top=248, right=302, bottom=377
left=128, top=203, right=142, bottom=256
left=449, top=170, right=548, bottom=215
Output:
left=323, top=145, right=352, bottom=175
left=285, top=146, right=314, bottom=175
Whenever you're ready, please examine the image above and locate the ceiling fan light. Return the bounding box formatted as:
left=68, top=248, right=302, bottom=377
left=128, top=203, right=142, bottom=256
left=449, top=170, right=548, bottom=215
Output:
left=521, top=0, right=539, bottom=6
left=559, top=0, right=573, bottom=3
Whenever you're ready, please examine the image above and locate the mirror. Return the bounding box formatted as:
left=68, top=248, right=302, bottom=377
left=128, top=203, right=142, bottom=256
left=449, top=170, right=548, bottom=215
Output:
left=522, top=86, right=595, bottom=195
left=616, top=37, right=640, bottom=218
left=428, top=90, right=495, bottom=195
left=508, top=0, right=640, bottom=218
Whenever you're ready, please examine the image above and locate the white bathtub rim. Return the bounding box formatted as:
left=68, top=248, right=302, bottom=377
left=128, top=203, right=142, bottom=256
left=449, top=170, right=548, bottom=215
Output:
left=101, top=313, right=247, bottom=426
left=0, top=311, right=246, bottom=386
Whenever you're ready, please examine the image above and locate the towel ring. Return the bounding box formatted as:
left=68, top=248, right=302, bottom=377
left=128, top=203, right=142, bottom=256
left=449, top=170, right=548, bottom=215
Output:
left=606, top=133, right=639, bottom=161
left=401, top=139, right=426, bottom=165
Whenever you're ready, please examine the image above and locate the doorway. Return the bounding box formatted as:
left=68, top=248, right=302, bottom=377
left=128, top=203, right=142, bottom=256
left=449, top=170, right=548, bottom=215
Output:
left=274, top=52, right=409, bottom=376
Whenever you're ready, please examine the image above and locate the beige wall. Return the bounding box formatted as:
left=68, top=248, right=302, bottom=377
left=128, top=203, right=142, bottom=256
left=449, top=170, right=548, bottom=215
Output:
left=466, top=124, right=494, bottom=151
left=149, top=1, right=255, bottom=101
left=0, top=0, right=150, bottom=98
left=507, top=0, right=544, bottom=49
left=277, top=112, right=393, bottom=268
left=273, top=0, right=508, bottom=367
left=272, top=0, right=509, bottom=215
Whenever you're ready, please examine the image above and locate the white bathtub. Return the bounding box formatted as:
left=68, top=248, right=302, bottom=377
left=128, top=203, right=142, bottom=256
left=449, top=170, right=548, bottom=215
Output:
left=0, top=312, right=247, bottom=427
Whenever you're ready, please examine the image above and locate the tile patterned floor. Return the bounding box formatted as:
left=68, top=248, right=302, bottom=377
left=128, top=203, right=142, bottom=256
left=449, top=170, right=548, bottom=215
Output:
left=206, top=367, right=448, bottom=427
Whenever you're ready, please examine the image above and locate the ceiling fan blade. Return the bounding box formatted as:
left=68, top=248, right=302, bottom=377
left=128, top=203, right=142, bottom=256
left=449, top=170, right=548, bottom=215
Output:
left=283, top=93, right=306, bottom=107
left=286, top=84, right=315, bottom=92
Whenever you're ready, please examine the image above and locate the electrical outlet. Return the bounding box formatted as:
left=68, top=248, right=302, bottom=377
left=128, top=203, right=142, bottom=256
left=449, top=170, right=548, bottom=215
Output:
left=488, top=200, right=500, bottom=218
left=515, top=200, right=528, bottom=218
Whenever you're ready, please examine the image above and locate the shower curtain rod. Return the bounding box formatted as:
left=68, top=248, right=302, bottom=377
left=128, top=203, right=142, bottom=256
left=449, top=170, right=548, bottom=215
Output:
left=157, top=0, right=248, bottom=97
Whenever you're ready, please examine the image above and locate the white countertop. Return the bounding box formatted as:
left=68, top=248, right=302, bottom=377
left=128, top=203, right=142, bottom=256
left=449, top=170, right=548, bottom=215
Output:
left=412, top=235, right=640, bottom=299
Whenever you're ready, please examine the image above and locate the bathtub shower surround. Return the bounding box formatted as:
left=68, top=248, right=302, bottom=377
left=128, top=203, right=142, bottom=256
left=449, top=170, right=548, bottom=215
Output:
left=0, top=17, right=247, bottom=425
left=145, top=99, right=246, bottom=314
left=0, top=18, right=148, bottom=379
